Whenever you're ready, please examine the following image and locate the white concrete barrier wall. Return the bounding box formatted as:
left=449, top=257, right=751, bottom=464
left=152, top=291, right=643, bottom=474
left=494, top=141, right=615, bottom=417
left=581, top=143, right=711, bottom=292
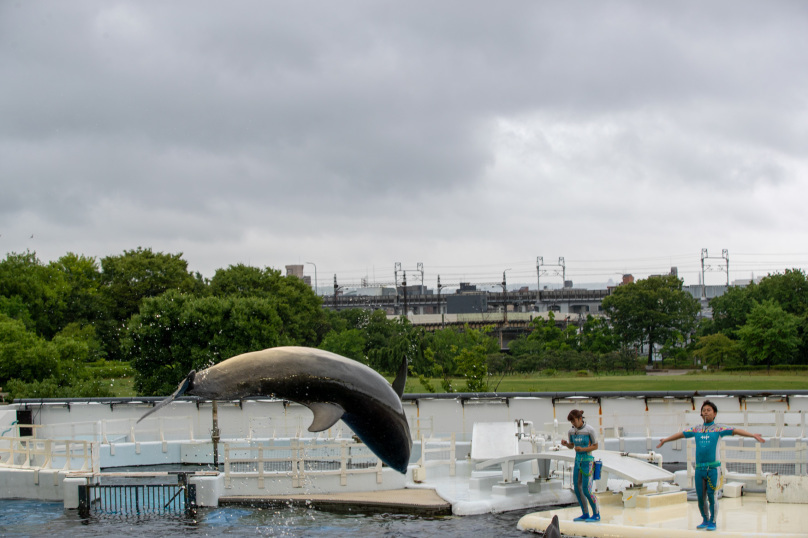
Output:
left=7, top=395, right=808, bottom=464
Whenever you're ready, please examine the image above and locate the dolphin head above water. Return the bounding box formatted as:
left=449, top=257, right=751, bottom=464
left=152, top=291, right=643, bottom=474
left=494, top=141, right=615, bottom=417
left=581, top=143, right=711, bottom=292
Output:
left=139, top=346, right=412, bottom=473
left=544, top=514, right=561, bottom=538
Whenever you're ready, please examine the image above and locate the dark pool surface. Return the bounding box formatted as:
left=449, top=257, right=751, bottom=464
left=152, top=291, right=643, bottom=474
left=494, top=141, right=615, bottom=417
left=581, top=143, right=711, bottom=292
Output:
left=0, top=500, right=545, bottom=537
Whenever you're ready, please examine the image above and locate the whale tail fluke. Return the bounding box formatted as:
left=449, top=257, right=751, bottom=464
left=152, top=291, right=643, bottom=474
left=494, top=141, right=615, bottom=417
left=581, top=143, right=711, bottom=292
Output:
left=137, top=370, right=196, bottom=423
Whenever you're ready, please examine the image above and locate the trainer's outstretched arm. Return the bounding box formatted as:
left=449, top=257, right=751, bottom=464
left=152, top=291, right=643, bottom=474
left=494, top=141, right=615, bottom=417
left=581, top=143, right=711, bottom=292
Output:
left=733, top=428, right=766, bottom=443
left=657, top=431, right=685, bottom=449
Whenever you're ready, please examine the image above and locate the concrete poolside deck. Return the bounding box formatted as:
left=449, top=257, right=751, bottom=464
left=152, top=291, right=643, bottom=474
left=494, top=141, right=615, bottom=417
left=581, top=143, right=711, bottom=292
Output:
left=219, top=488, right=453, bottom=516
left=517, top=492, right=808, bottom=537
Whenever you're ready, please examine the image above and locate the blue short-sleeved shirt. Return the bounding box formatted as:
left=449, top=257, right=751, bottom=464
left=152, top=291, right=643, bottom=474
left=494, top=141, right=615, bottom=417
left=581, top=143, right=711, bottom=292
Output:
left=568, top=423, right=598, bottom=462
left=683, top=422, right=734, bottom=465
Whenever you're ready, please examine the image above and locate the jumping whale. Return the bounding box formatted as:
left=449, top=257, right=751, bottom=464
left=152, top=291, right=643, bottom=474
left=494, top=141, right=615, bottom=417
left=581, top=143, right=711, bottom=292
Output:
left=138, top=346, right=412, bottom=473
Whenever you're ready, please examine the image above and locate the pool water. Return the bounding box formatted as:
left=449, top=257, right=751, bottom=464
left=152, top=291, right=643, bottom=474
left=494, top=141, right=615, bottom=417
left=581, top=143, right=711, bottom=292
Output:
left=0, top=500, right=540, bottom=537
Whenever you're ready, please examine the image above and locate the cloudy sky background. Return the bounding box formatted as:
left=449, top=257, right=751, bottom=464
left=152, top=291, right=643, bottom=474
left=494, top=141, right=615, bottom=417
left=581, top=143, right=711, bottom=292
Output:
left=2, top=1, right=807, bottom=290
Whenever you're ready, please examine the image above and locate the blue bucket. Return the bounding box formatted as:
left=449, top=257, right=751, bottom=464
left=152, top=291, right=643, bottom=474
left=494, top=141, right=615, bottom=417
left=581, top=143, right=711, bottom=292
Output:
left=593, top=460, right=602, bottom=480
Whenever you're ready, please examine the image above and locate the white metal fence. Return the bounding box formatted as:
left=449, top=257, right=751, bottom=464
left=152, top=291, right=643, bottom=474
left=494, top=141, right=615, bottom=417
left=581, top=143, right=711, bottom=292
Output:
left=223, top=438, right=383, bottom=489
left=600, top=410, right=807, bottom=440
left=682, top=440, right=808, bottom=485
left=0, top=436, right=99, bottom=474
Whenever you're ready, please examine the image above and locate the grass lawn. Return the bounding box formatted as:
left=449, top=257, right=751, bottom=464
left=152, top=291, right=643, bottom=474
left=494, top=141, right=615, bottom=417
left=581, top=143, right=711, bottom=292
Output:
left=105, top=376, right=137, bottom=397
left=403, top=370, right=808, bottom=393
left=99, top=369, right=808, bottom=398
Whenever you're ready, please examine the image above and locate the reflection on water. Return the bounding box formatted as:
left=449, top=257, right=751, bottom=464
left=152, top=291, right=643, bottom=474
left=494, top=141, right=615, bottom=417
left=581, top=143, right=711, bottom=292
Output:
left=0, top=500, right=540, bottom=537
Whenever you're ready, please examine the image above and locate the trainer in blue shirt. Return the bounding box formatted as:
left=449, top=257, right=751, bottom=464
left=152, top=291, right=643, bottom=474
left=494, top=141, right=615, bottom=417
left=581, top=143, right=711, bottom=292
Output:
left=561, top=409, right=600, bottom=523
left=657, top=400, right=765, bottom=531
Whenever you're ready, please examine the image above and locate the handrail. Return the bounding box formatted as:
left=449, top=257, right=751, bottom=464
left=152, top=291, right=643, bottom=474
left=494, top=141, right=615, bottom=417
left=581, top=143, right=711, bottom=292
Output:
left=0, top=436, right=99, bottom=473
left=684, top=439, right=808, bottom=484
left=14, top=390, right=808, bottom=406
left=417, top=434, right=457, bottom=479
left=223, top=438, right=383, bottom=489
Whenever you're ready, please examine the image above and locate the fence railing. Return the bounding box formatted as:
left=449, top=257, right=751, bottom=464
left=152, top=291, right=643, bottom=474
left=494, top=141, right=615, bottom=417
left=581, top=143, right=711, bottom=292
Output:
left=600, top=410, right=806, bottom=441
left=0, top=436, right=100, bottom=474
left=416, top=434, right=456, bottom=479
left=409, top=415, right=434, bottom=440
left=223, top=438, right=383, bottom=489
left=682, top=440, right=808, bottom=484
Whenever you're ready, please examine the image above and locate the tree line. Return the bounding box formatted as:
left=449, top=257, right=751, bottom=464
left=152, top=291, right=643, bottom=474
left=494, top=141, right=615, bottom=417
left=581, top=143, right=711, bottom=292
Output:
left=1, top=249, right=806, bottom=400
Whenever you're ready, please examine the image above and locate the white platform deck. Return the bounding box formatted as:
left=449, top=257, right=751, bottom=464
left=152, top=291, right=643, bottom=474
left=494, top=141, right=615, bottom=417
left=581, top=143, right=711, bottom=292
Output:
left=518, top=492, right=808, bottom=537
left=475, top=448, right=674, bottom=484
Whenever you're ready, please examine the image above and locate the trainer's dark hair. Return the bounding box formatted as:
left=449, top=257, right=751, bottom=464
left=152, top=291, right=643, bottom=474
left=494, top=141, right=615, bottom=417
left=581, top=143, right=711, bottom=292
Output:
left=701, top=400, right=718, bottom=413
left=567, top=409, right=584, bottom=422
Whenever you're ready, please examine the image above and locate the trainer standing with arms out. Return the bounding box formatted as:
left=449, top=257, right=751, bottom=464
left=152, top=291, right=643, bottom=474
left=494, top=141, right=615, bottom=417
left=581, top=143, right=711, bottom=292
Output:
left=657, top=400, right=765, bottom=531
left=561, top=409, right=600, bottom=522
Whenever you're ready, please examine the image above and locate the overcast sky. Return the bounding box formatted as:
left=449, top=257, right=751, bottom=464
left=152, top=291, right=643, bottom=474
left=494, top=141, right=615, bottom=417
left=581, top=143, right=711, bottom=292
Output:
left=2, top=1, right=807, bottom=290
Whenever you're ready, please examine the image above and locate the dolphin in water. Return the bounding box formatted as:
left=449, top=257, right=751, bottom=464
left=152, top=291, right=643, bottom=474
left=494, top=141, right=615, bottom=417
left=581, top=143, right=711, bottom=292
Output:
left=544, top=514, right=561, bottom=538
left=138, top=346, right=412, bottom=473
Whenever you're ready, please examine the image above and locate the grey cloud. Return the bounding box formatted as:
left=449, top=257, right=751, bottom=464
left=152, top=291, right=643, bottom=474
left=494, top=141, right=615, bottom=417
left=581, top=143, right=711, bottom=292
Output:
left=1, top=1, right=807, bottom=280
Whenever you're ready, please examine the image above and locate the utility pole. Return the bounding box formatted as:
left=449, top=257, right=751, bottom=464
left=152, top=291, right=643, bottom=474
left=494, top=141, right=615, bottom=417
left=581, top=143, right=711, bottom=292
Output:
left=306, top=261, right=317, bottom=296
left=701, top=248, right=729, bottom=298
left=536, top=256, right=566, bottom=310
left=333, top=274, right=342, bottom=311
left=502, top=269, right=510, bottom=324
left=437, top=275, right=445, bottom=327
left=394, top=262, right=402, bottom=288
left=402, top=270, right=408, bottom=319
left=395, top=262, right=423, bottom=316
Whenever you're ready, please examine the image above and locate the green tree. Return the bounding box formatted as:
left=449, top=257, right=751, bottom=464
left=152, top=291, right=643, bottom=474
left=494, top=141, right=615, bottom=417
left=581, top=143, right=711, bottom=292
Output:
left=318, top=328, right=366, bottom=362
left=364, top=313, right=425, bottom=375
left=422, top=324, right=499, bottom=379
left=0, top=313, right=111, bottom=399
left=209, top=264, right=274, bottom=297
left=693, top=333, right=742, bottom=369
left=752, top=269, right=808, bottom=317
left=0, top=314, right=59, bottom=385
left=708, top=270, right=808, bottom=364
left=526, top=312, right=572, bottom=349
left=708, top=285, right=758, bottom=338
left=737, top=300, right=800, bottom=369
left=124, top=291, right=284, bottom=395
left=210, top=264, right=326, bottom=346
left=98, top=248, right=202, bottom=360
left=579, top=315, right=619, bottom=354
left=0, top=251, right=68, bottom=338
left=457, top=346, right=489, bottom=392
left=49, top=253, right=104, bottom=326
left=602, top=274, right=701, bottom=365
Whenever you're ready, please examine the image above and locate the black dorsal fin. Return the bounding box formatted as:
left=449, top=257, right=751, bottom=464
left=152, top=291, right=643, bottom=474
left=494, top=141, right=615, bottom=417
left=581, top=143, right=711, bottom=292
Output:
left=391, top=357, right=407, bottom=399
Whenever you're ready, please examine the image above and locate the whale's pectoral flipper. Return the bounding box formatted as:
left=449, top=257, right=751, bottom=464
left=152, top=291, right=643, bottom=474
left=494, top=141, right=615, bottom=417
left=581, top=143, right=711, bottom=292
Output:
left=391, top=357, right=407, bottom=399
left=137, top=370, right=196, bottom=424
left=307, top=402, right=346, bottom=431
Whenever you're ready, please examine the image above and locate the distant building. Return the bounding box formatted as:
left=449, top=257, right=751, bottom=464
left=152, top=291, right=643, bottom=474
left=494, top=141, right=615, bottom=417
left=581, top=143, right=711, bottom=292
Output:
left=398, top=284, right=432, bottom=296
left=446, top=293, right=487, bottom=314
left=342, top=286, right=397, bottom=297
left=285, top=264, right=311, bottom=286
left=621, top=274, right=634, bottom=285
left=458, top=282, right=478, bottom=293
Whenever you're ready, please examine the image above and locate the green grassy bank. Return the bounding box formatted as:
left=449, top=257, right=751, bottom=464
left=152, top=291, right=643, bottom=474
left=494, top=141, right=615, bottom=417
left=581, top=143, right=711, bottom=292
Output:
left=91, top=368, right=808, bottom=399
left=403, top=370, right=808, bottom=394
